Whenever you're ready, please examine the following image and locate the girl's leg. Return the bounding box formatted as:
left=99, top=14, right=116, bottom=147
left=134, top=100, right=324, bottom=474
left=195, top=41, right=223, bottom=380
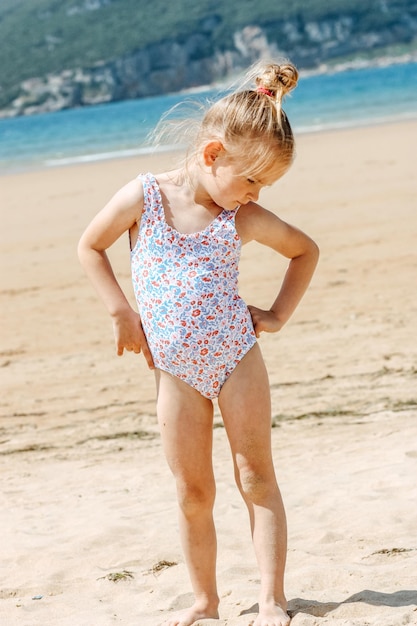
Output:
left=218, top=344, right=290, bottom=626
left=155, top=370, right=220, bottom=626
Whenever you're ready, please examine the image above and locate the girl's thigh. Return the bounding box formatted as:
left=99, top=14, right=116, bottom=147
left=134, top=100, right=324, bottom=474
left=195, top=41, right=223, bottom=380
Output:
left=155, top=369, right=215, bottom=483
left=218, top=343, right=274, bottom=467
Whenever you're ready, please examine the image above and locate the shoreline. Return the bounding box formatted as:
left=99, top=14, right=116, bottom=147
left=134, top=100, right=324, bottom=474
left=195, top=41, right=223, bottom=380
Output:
left=2, top=112, right=417, bottom=178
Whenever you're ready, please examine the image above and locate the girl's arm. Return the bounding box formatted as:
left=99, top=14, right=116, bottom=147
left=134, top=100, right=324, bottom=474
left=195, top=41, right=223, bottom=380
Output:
left=237, top=203, right=319, bottom=338
left=78, top=179, right=154, bottom=368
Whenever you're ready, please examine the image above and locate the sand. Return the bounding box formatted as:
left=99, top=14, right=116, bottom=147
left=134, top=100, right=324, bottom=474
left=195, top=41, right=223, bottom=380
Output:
left=1, top=120, right=417, bottom=626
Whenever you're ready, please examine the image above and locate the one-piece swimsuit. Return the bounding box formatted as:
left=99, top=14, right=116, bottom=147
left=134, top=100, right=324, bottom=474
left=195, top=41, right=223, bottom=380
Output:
left=130, top=173, right=257, bottom=399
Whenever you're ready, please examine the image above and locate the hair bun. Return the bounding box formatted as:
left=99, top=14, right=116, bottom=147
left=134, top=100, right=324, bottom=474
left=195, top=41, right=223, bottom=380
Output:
left=256, top=63, right=299, bottom=98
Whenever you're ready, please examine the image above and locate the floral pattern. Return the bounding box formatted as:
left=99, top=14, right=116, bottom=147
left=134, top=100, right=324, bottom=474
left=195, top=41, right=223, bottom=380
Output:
left=131, top=173, right=256, bottom=399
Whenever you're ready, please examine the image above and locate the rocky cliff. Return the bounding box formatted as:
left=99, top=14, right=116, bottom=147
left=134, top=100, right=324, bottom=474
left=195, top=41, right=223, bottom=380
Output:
left=4, top=10, right=417, bottom=117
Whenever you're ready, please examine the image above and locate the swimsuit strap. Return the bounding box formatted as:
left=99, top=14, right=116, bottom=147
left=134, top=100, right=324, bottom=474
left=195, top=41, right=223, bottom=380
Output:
left=138, top=172, right=164, bottom=221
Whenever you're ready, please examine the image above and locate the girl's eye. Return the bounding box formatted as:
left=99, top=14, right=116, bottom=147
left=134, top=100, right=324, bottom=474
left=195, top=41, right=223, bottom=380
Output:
left=247, top=178, right=256, bottom=184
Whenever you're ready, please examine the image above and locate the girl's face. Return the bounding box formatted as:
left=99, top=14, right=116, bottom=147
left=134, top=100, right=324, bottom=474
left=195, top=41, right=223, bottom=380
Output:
left=208, top=157, right=286, bottom=210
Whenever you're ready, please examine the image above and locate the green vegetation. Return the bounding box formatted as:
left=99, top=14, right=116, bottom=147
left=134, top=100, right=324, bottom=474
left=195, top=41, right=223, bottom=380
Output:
left=145, top=560, right=177, bottom=576
left=98, top=569, right=134, bottom=582
left=0, top=0, right=416, bottom=108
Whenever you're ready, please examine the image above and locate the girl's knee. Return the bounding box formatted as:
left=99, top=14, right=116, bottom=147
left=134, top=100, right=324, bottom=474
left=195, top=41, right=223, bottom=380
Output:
left=177, top=481, right=216, bottom=518
left=236, top=465, right=276, bottom=504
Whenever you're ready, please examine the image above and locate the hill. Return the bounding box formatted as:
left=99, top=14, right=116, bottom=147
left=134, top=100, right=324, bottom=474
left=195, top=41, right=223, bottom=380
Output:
left=1, top=0, right=416, bottom=116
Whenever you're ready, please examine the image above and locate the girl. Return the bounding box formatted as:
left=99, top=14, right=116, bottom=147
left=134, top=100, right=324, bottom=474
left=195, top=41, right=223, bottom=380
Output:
left=78, top=62, right=319, bottom=626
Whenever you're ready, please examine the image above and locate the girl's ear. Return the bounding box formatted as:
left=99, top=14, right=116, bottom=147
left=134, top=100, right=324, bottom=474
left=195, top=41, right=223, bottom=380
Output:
left=203, top=141, right=225, bottom=166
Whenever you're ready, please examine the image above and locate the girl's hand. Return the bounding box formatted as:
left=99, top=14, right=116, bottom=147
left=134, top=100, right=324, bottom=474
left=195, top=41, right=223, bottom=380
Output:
left=248, top=305, right=284, bottom=338
left=111, top=308, right=154, bottom=369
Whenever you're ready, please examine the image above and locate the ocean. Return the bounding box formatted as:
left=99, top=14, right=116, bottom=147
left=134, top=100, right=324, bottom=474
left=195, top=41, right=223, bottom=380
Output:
left=1, top=60, right=416, bottom=175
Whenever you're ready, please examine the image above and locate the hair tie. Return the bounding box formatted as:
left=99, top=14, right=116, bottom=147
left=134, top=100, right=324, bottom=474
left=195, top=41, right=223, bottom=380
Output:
left=256, top=86, right=275, bottom=98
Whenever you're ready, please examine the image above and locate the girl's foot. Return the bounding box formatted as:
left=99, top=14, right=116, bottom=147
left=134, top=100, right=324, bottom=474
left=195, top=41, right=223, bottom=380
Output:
left=161, top=602, right=219, bottom=626
left=252, top=602, right=291, bottom=626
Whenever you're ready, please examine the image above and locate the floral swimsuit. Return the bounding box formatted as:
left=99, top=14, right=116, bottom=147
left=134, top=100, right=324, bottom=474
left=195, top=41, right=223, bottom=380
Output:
left=131, top=173, right=257, bottom=399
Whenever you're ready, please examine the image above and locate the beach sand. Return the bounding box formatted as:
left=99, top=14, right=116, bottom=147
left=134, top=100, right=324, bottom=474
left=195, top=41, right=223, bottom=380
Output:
left=1, top=120, right=417, bottom=626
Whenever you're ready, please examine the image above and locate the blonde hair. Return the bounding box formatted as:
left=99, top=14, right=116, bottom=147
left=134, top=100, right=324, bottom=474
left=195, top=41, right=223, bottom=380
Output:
left=151, top=61, right=299, bottom=180
left=193, top=62, right=299, bottom=178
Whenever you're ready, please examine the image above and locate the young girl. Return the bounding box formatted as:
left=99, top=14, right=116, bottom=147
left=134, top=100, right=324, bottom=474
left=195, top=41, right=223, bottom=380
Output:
left=78, top=62, right=319, bottom=626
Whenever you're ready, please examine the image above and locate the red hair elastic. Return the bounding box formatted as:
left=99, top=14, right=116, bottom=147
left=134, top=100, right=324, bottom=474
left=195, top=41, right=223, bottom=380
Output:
left=256, top=86, right=275, bottom=97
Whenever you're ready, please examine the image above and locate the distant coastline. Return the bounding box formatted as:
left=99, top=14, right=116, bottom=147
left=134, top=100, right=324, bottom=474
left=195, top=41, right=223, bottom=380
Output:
left=1, top=61, right=416, bottom=175
left=2, top=49, right=416, bottom=121
left=300, top=49, right=417, bottom=77
left=179, top=50, right=417, bottom=97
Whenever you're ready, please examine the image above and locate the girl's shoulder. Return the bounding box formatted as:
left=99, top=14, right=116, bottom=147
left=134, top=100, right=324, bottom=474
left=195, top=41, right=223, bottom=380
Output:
left=101, top=177, right=146, bottom=225
left=114, top=177, right=145, bottom=210
left=236, top=201, right=282, bottom=244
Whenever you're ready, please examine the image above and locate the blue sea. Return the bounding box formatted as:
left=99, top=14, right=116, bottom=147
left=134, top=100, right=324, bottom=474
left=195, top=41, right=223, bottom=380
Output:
left=1, top=61, right=416, bottom=175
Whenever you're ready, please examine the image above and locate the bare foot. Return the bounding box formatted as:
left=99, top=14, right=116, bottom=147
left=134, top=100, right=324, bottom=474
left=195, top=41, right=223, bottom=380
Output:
left=252, top=601, right=291, bottom=626
left=161, top=602, right=219, bottom=626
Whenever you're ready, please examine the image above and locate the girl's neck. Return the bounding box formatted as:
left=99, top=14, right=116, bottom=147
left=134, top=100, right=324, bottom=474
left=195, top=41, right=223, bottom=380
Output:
left=164, top=166, right=219, bottom=212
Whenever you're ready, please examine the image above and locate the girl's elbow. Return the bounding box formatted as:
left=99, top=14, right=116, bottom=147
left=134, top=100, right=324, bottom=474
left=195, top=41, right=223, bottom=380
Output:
left=302, top=238, right=319, bottom=271
left=310, top=239, right=320, bottom=261
left=77, top=235, right=93, bottom=267
left=77, top=237, right=86, bottom=263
